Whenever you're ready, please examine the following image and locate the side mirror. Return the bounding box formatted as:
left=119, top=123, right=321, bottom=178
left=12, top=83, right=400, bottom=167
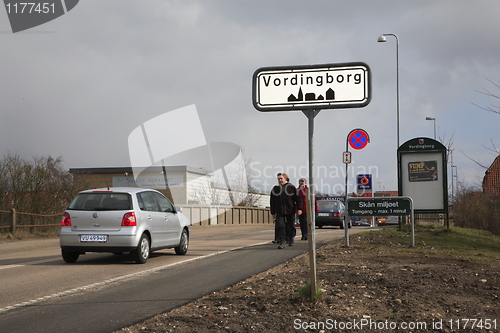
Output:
left=175, top=206, right=182, bottom=213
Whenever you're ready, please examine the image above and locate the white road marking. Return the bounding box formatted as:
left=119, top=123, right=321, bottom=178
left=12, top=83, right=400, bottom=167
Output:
left=0, top=228, right=343, bottom=314
left=0, top=241, right=269, bottom=314
left=0, top=258, right=61, bottom=270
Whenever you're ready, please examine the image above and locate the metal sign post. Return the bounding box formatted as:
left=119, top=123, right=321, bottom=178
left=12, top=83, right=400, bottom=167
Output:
left=252, top=61, right=371, bottom=301
left=344, top=129, right=370, bottom=246
left=344, top=141, right=350, bottom=247
left=304, top=109, right=319, bottom=296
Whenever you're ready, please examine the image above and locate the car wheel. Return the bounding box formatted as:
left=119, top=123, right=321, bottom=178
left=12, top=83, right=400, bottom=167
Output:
left=62, top=249, right=79, bottom=263
left=175, top=229, right=189, bottom=255
left=133, top=234, right=150, bottom=264
left=317, top=224, right=323, bottom=229
left=340, top=223, right=344, bottom=229
left=348, top=222, right=352, bottom=229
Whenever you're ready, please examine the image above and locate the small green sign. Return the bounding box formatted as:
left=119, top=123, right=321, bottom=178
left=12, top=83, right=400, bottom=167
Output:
left=347, top=197, right=411, bottom=216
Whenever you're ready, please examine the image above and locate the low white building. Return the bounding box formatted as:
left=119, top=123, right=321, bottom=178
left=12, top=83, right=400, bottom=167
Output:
left=70, top=166, right=269, bottom=207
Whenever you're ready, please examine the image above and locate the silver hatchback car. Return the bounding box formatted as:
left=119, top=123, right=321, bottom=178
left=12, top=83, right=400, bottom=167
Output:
left=60, top=187, right=190, bottom=264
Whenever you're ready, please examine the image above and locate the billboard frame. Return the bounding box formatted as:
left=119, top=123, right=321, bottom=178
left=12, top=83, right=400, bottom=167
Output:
left=397, top=137, right=448, bottom=222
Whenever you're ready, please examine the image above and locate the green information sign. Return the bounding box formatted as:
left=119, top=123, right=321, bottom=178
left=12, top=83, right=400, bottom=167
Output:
left=347, top=197, right=412, bottom=216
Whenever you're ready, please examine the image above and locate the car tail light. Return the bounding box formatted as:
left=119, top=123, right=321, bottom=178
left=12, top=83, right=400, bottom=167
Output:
left=61, top=212, right=71, bottom=226
left=333, top=213, right=342, bottom=217
left=122, top=212, right=137, bottom=226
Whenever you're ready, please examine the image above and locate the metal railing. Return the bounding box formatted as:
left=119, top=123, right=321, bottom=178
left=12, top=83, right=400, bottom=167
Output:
left=178, top=205, right=272, bottom=226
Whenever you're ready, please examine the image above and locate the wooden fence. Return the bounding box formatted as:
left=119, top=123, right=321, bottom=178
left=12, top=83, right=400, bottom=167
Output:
left=414, top=212, right=446, bottom=224
left=0, top=208, right=62, bottom=236
left=0, top=205, right=273, bottom=235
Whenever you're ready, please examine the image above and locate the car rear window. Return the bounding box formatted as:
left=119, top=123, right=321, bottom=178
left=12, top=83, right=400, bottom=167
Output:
left=67, top=192, right=132, bottom=211
left=318, top=201, right=341, bottom=210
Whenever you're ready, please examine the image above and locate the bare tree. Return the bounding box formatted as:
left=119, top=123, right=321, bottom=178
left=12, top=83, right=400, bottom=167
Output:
left=187, top=147, right=260, bottom=207
left=0, top=153, right=92, bottom=214
left=189, top=175, right=228, bottom=205
left=473, top=79, right=500, bottom=156
left=460, top=79, right=500, bottom=170
left=473, top=78, right=500, bottom=115
left=232, top=147, right=261, bottom=207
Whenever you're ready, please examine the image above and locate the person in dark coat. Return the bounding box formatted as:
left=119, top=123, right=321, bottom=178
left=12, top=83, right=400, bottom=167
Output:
left=270, top=173, right=303, bottom=249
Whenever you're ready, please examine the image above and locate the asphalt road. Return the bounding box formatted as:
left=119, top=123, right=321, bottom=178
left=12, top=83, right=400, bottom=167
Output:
left=0, top=224, right=368, bottom=332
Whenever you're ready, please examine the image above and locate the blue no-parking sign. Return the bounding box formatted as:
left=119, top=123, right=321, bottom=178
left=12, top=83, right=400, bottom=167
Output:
left=348, top=129, right=369, bottom=150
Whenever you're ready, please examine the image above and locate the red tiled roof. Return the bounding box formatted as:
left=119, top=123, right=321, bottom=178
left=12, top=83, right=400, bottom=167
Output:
left=483, top=155, right=500, bottom=195
left=374, top=191, right=399, bottom=197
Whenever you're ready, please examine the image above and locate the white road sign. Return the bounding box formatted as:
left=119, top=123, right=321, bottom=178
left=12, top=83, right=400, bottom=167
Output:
left=252, top=62, right=371, bottom=111
left=343, top=151, right=352, bottom=164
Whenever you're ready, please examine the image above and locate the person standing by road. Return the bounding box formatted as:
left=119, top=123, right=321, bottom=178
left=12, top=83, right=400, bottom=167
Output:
left=270, top=173, right=303, bottom=249
left=297, top=178, right=309, bottom=240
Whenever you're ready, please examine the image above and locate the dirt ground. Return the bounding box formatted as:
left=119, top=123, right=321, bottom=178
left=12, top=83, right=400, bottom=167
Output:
left=117, top=229, right=500, bottom=333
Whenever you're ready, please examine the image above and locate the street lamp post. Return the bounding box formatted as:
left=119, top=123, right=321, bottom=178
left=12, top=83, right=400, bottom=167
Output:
left=450, top=149, right=456, bottom=203
left=452, top=165, right=458, bottom=202
left=425, top=116, right=436, bottom=139
left=378, top=33, right=400, bottom=148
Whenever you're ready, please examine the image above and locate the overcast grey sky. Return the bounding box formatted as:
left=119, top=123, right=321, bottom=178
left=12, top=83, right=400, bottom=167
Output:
left=1, top=0, right=499, bottom=194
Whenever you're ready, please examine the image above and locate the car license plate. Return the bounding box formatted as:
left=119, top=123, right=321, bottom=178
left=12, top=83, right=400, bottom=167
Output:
left=80, top=235, right=108, bottom=242
left=318, top=213, right=329, bottom=217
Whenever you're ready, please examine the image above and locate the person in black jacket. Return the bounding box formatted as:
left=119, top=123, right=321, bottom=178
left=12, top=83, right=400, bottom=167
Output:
left=270, top=173, right=303, bottom=249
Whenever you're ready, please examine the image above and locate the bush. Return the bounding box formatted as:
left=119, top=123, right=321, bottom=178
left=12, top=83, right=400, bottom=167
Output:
left=452, top=184, right=500, bottom=235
